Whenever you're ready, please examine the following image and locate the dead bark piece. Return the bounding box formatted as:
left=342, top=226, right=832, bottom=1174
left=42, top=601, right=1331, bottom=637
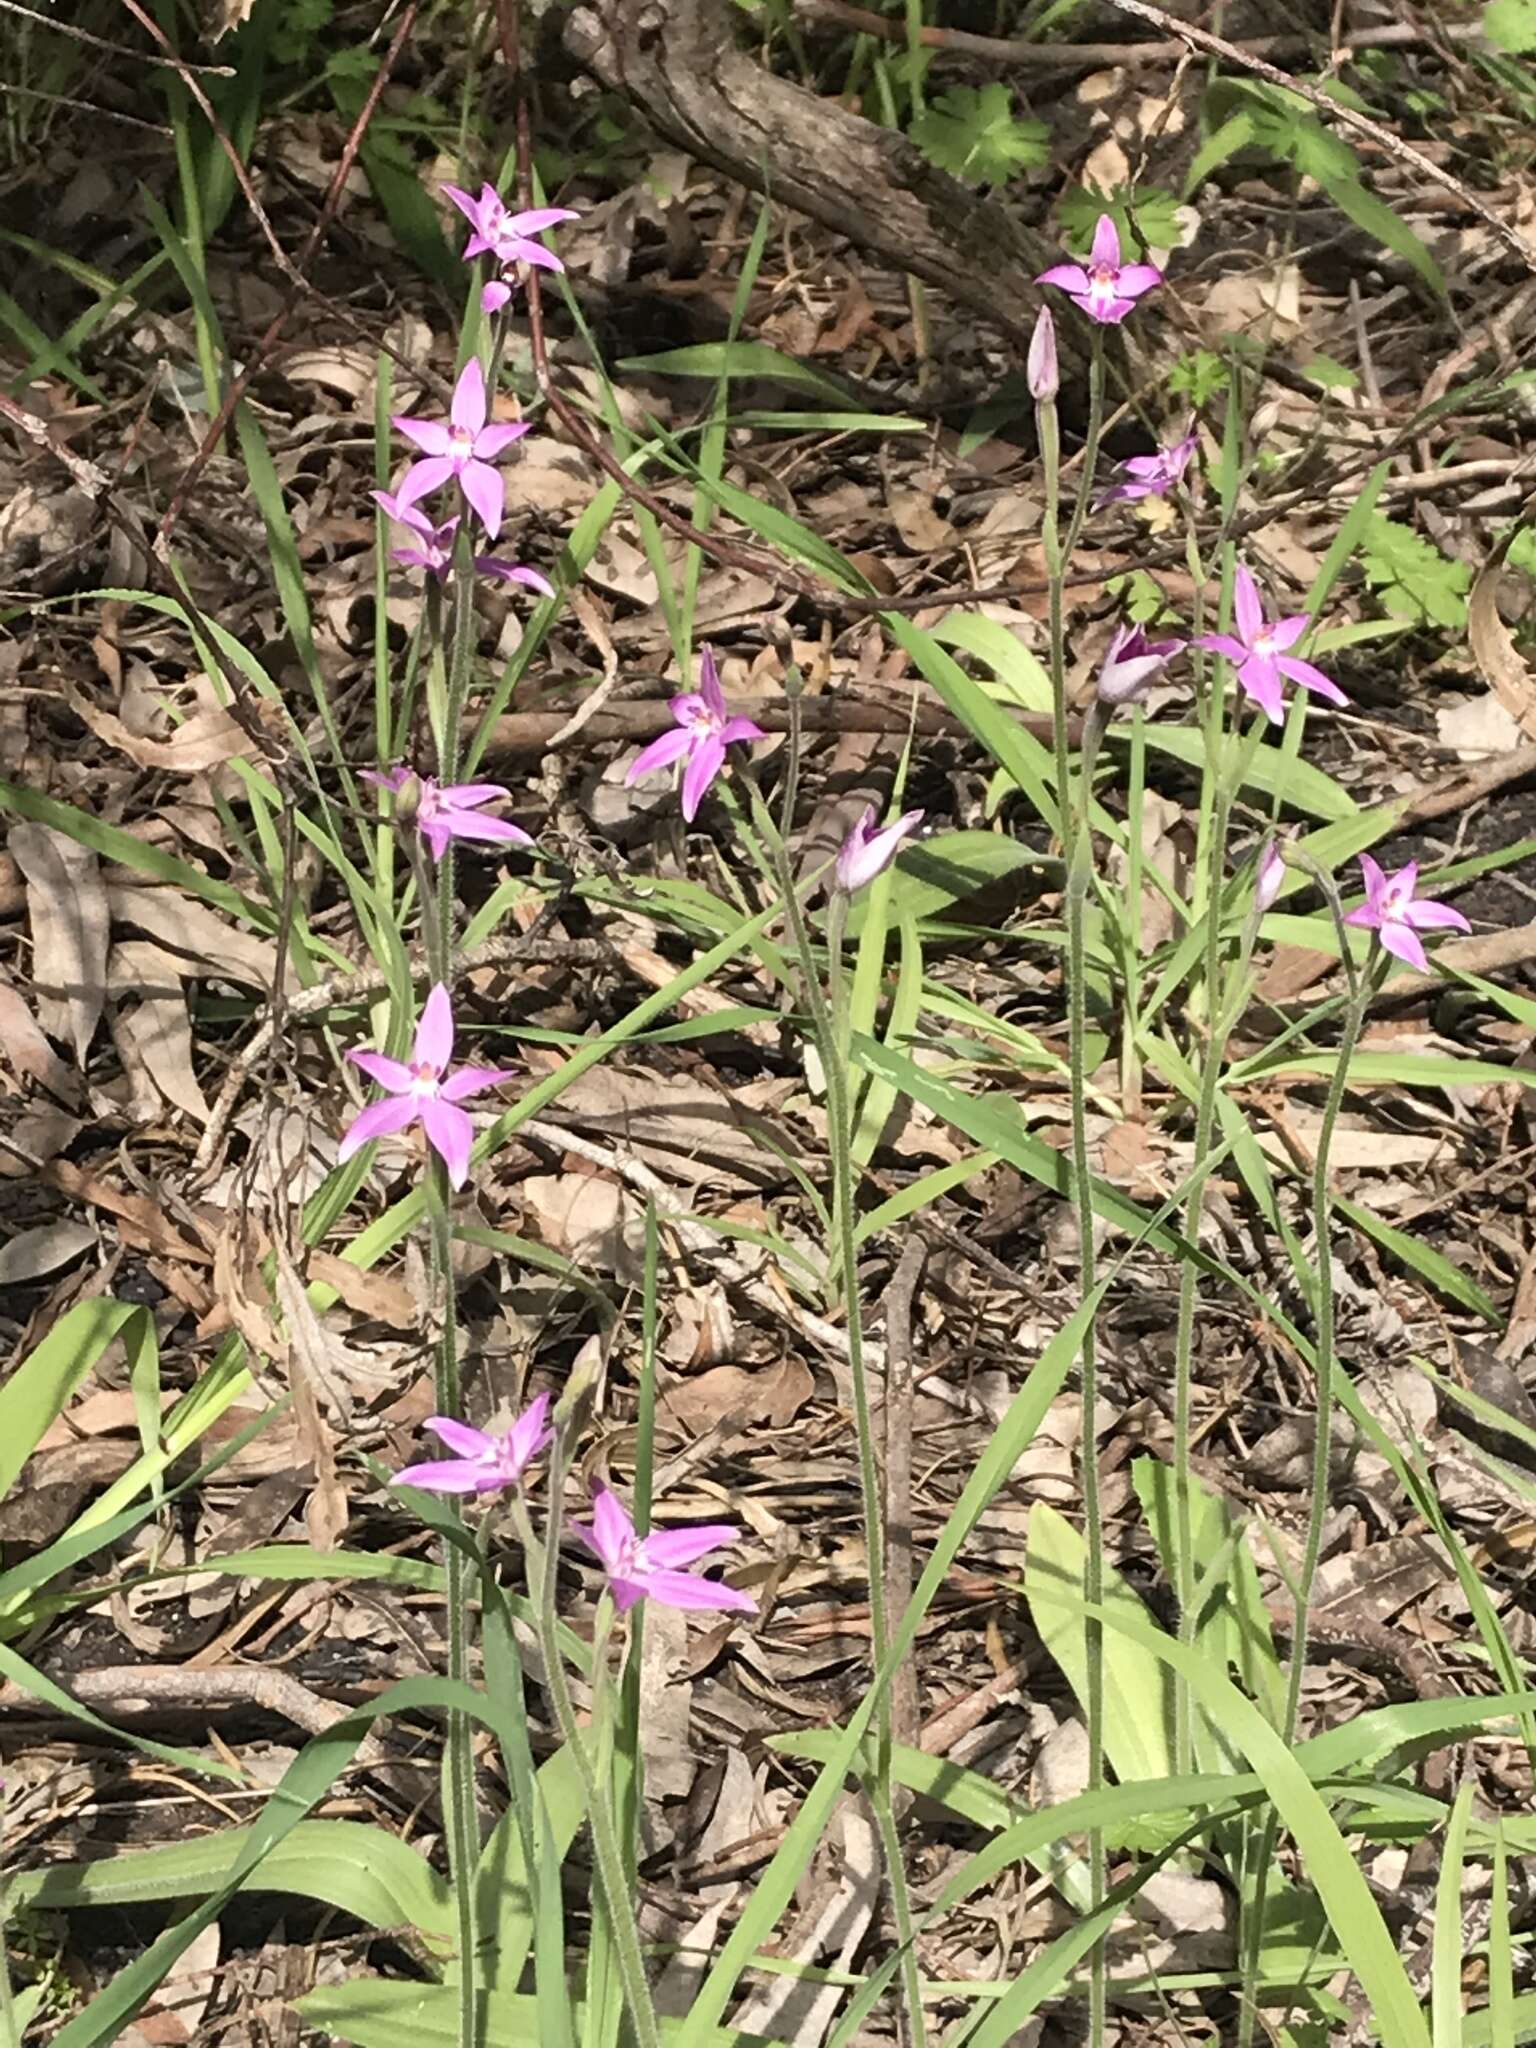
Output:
left=564, top=0, right=1073, bottom=361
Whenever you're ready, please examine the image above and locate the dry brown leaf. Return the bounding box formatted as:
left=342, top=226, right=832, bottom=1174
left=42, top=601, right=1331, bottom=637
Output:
left=520, top=1171, right=646, bottom=1280
left=109, top=941, right=210, bottom=1124
left=107, top=885, right=286, bottom=992
left=659, top=1356, right=813, bottom=1436
left=0, top=1105, right=82, bottom=1176
left=274, top=1245, right=356, bottom=1424
left=64, top=679, right=251, bottom=774
left=0, top=962, right=80, bottom=1102
left=47, top=1157, right=210, bottom=1264
left=0, top=1217, right=97, bottom=1286
left=1469, top=525, right=1536, bottom=740
left=11, top=822, right=110, bottom=1064
left=307, top=1250, right=419, bottom=1329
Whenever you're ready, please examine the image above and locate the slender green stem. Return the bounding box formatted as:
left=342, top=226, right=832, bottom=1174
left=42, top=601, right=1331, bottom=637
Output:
left=750, top=787, right=925, bottom=2047
left=525, top=1444, right=664, bottom=2048
left=1169, top=771, right=1231, bottom=1774
left=1236, top=902, right=1379, bottom=2048
left=1041, top=325, right=1109, bottom=2048
left=0, top=1795, right=17, bottom=2048
left=430, top=517, right=489, bottom=2048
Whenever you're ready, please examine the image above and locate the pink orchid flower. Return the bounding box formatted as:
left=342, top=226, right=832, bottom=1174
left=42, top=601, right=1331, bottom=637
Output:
left=372, top=491, right=554, bottom=595
left=1343, top=856, right=1470, bottom=973
left=338, top=983, right=513, bottom=1191
left=625, top=646, right=766, bottom=821
left=835, top=805, right=925, bottom=892
left=442, top=186, right=578, bottom=271
left=362, top=767, right=534, bottom=862
left=1196, top=564, right=1347, bottom=725
left=1037, top=213, right=1162, bottom=325
left=392, top=359, right=529, bottom=540
left=1100, top=429, right=1199, bottom=506
left=395, top=1396, right=554, bottom=1496
left=1096, top=624, right=1184, bottom=707
left=572, top=1484, right=756, bottom=1616
left=373, top=492, right=459, bottom=578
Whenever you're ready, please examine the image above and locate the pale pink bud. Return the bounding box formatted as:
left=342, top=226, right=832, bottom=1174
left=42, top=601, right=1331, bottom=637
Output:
left=1027, top=306, right=1058, bottom=402
left=1255, top=840, right=1286, bottom=913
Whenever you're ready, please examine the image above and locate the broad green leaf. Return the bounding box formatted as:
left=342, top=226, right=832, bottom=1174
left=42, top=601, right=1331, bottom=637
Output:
left=1432, top=1783, right=1475, bottom=2048
left=295, top=1980, right=764, bottom=2048
left=1024, top=1504, right=1178, bottom=1785
left=0, top=1300, right=147, bottom=1497
left=618, top=341, right=863, bottom=409
left=850, top=830, right=1041, bottom=929
left=931, top=612, right=1052, bottom=713
left=1486, top=0, right=1536, bottom=49
left=7, top=1820, right=452, bottom=1943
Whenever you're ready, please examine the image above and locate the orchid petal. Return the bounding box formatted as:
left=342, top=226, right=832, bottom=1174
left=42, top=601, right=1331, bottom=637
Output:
left=1090, top=213, right=1122, bottom=270
left=588, top=1484, right=636, bottom=1569
left=414, top=984, right=456, bottom=1072
left=1268, top=613, right=1311, bottom=652
left=1275, top=656, right=1347, bottom=705
left=481, top=280, right=514, bottom=314
left=1115, top=263, right=1162, bottom=295
left=1036, top=263, right=1091, bottom=294
left=424, top=1416, right=500, bottom=1459
left=450, top=359, right=488, bottom=436
left=346, top=1050, right=413, bottom=1092
left=394, top=454, right=458, bottom=506
left=643, top=1525, right=741, bottom=1568
left=392, top=416, right=452, bottom=457
left=640, top=1569, right=757, bottom=1614
left=698, top=645, right=727, bottom=719
left=474, top=421, right=530, bottom=458
left=717, top=716, right=767, bottom=747
left=438, top=1064, right=515, bottom=1103
left=1233, top=565, right=1264, bottom=647
left=460, top=459, right=505, bottom=540
left=1404, top=898, right=1471, bottom=933
left=420, top=1096, right=475, bottom=1189
left=680, top=731, right=726, bottom=821
left=506, top=206, right=580, bottom=233
left=1379, top=921, right=1430, bottom=973
left=394, top=1458, right=504, bottom=1495
left=626, top=727, right=694, bottom=782
left=337, top=1091, right=421, bottom=1160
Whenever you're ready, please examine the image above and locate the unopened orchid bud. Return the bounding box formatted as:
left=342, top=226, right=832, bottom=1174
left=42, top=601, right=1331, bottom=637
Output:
left=1254, top=839, right=1286, bottom=913
left=1096, top=624, right=1183, bottom=708
left=1027, top=306, right=1059, bottom=402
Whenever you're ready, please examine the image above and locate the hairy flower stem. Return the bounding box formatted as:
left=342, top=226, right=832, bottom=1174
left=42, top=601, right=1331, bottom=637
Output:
left=1040, top=325, right=1108, bottom=2048
left=430, top=530, right=487, bottom=2048
left=521, top=1450, right=664, bottom=2048
left=1169, top=773, right=1231, bottom=1774
left=751, top=790, right=925, bottom=2048
left=1237, top=897, right=1380, bottom=2048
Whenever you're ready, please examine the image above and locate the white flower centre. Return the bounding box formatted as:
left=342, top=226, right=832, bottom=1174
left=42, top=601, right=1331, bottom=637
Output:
left=1253, top=631, right=1275, bottom=658
left=408, top=1062, right=444, bottom=1097
left=449, top=424, right=474, bottom=455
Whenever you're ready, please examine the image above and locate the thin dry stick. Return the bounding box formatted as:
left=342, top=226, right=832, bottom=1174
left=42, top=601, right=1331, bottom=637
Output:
left=793, top=0, right=1481, bottom=69
left=10, top=0, right=233, bottom=68
left=152, top=0, right=425, bottom=552
left=1097, top=0, right=1536, bottom=273
left=191, top=934, right=617, bottom=1179
left=883, top=1236, right=927, bottom=1785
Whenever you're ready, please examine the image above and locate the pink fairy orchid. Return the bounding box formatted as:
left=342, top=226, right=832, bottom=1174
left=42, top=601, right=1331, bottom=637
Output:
left=1196, top=564, right=1347, bottom=725
left=362, top=767, right=534, bottom=862
left=338, top=983, right=513, bottom=1191
left=392, top=359, right=529, bottom=540
left=1097, top=624, right=1184, bottom=707
left=572, top=1484, right=757, bottom=1616
left=442, top=186, right=577, bottom=271
left=836, top=805, right=925, bottom=892
left=1100, top=428, right=1199, bottom=506
left=373, top=492, right=554, bottom=595
left=625, top=646, right=766, bottom=821
left=395, top=1396, right=553, bottom=1496
left=1038, top=213, right=1162, bottom=325
left=373, top=492, right=459, bottom=578
left=1344, top=856, right=1470, bottom=973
